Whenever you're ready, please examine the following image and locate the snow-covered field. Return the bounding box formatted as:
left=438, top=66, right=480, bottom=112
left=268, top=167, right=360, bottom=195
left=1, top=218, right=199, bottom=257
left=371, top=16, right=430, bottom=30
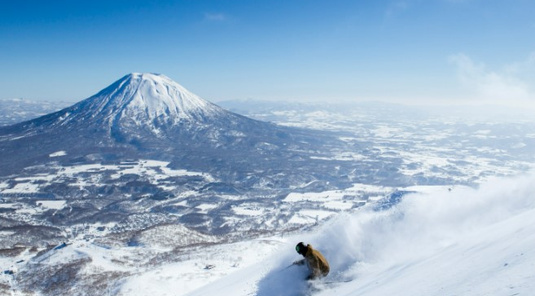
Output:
left=0, top=160, right=215, bottom=195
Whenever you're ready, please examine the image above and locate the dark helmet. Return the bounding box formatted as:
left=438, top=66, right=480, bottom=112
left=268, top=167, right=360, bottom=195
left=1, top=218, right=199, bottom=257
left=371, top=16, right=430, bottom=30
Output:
left=295, top=242, right=307, bottom=255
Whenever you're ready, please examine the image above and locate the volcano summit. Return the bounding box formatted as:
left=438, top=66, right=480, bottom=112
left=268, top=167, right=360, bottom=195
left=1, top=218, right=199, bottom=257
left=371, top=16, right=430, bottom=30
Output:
left=57, top=73, right=226, bottom=131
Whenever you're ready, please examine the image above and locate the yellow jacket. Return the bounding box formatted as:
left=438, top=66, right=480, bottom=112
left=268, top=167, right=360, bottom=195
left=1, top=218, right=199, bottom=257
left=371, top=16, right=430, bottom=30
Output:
left=297, top=244, right=330, bottom=279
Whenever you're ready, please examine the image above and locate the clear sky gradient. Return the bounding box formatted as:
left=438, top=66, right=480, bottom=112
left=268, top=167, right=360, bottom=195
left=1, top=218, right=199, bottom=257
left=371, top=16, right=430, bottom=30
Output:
left=1, top=0, right=535, bottom=106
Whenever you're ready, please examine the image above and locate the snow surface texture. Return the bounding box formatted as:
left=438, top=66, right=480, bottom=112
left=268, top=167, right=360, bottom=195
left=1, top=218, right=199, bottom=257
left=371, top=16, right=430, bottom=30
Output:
left=175, top=173, right=535, bottom=296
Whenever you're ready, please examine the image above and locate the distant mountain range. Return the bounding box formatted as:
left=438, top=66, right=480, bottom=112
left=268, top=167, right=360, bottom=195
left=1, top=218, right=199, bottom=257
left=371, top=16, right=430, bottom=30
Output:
left=0, top=98, right=71, bottom=126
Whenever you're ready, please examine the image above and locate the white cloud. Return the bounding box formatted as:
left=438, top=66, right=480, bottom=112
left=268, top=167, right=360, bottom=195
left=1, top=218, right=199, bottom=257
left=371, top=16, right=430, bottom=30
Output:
left=449, top=53, right=533, bottom=104
left=203, top=13, right=227, bottom=22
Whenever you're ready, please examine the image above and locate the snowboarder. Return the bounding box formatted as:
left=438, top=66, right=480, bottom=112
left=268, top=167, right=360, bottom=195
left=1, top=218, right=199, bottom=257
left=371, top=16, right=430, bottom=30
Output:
left=293, top=242, right=330, bottom=280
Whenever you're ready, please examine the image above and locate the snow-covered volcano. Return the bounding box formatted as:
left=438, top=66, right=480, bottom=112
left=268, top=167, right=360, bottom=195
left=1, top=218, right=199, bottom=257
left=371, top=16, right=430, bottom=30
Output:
left=11, top=73, right=230, bottom=136
left=65, top=73, right=224, bottom=128
left=0, top=73, right=245, bottom=175
left=0, top=72, right=262, bottom=144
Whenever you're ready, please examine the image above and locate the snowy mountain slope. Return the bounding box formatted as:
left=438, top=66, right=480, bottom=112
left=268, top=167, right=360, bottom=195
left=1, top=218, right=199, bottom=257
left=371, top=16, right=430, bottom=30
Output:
left=329, top=207, right=535, bottom=296
left=119, top=238, right=285, bottom=296
left=180, top=173, right=535, bottom=296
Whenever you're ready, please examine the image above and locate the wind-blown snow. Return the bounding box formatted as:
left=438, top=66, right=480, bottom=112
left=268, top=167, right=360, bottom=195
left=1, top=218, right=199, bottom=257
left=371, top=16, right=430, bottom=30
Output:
left=181, top=173, right=535, bottom=296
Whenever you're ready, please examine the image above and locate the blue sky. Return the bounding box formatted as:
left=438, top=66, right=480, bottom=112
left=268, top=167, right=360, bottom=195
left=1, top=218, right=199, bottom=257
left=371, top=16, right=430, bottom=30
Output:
left=1, top=0, right=535, bottom=105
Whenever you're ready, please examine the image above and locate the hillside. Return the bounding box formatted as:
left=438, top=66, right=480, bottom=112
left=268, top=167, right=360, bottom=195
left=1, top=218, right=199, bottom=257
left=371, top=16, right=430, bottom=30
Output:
left=180, top=173, right=535, bottom=296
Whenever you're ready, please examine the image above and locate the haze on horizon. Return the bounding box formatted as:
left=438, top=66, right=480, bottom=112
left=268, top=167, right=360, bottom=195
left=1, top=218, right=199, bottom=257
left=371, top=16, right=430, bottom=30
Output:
left=1, top=0, right=535, bottom=109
